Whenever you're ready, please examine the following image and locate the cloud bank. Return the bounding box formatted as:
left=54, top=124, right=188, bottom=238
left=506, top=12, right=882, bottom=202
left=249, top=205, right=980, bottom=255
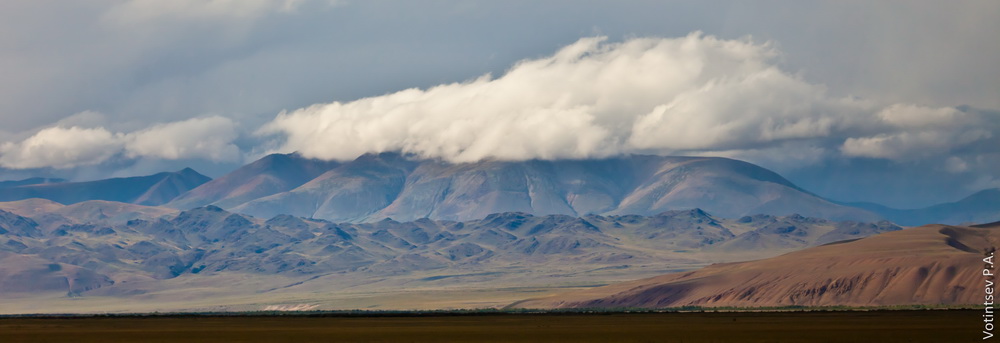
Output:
left=1, top=33, right=996, bottom=182
left=261, top=33, right=997, bottom=165
left=0, top=116, right=240, bottom=169
left=0, top=31, right=996, bottom=206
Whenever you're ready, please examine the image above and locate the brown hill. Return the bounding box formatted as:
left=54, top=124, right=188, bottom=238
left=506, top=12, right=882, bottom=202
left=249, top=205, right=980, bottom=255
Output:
left=511, top=224, right=997, bottom=309
left=0, top=198, right=65, bottom=217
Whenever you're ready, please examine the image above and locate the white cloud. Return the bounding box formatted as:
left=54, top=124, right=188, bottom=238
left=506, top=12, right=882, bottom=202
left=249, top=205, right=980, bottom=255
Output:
left=0, top=116, right=240, bottom=169
left=125, top=116, right=241, bottom=162
left=3, top=33, right=996, bottom=176
left=628, top=68, right=865, bottom=151
left=840, top=105, right=994, bottom=160
left=261, top=33, right=991, bottom=165
left=0, top=127, right=125, bottom=169
left=876, top=104, right=970, bottom=128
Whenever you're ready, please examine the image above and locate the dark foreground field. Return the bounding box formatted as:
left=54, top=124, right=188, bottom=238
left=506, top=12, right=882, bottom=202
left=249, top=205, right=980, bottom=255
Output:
left=0, top=310, right=977, bottom=342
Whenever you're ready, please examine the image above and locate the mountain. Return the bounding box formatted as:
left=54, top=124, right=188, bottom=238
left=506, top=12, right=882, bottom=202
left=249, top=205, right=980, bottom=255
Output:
left=52, top=200, right=178, bottom=224
left=231, top=152, right=417, bottom=221
left=847, top=188, right=1000, bottom=226
left=0, top=198, right=65, bottom=217
left=510, top=222, right=996, bottom=309
left=0, top=168, right=210, bottom=206
left=0, top=252, right=114, bottom=295
left=227, top=153, right=879, bottom=222
left=0, top=177, right=66, bottom=189
left=166, top=153, right=339, bottom=210
left=0, top=205, right=897, bottom=310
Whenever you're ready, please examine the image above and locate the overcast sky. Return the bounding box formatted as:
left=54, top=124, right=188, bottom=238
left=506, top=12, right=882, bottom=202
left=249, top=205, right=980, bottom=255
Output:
left=0, top=1, right=997, bottom=208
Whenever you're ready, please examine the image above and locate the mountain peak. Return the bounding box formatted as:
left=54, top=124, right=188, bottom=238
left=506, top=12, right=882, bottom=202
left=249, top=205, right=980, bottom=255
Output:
left=201, top=205, right=225, bottom=213
left=0, top=169, right=209, bottom=206
left=655, top=208, right=710, bottom=218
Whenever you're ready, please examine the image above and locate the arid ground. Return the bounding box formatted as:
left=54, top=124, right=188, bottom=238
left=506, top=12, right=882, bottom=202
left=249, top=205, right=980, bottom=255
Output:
left=0, top=310, right=977, bottom=342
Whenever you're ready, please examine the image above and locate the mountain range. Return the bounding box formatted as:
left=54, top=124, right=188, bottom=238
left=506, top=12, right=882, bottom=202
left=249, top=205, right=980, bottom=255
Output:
left=0, top=152, right=996, bottom=226
left=845, top=189, right=1000, bottom=226
left=0, top=168, right=209, bottom=206
left=0, top=200, right=901, bottom=312
left=198, top=153, right=888, bottom=222
left=0, top=152, right=996, bottom=312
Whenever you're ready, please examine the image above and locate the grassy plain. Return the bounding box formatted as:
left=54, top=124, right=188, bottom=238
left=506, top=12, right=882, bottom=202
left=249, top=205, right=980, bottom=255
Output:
left=0, top=310, right=978, bottom=342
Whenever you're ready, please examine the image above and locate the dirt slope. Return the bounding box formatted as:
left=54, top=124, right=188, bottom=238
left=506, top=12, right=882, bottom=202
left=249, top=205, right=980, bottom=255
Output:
left=512, top=224, right=997, bottom=308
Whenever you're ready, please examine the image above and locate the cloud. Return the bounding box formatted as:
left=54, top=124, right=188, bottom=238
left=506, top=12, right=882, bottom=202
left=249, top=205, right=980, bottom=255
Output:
left=0, top=116, right=240, bottom=169
left=261, top=33, right=995, bottom=166
left=125, top=116, right=241, bottom=162
left=0, top=127, right=125, bottom=169
left=841, top=105, right=994, bottom=160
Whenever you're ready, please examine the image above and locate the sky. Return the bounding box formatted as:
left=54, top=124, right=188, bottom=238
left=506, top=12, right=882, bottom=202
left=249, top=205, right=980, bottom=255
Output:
left=0, top=1, right=997, bottom=208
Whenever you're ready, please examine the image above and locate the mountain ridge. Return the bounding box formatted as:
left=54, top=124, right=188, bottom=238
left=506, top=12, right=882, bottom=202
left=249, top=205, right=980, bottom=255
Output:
left=0, top=168, right=210, bottom=206
left=166, top=153, right=339, bottom=210
left=224, top=152, right=881, bottom=222
left=3, top=153, right=998, bottom=226
left=844, top=188, right=1000, bottom=226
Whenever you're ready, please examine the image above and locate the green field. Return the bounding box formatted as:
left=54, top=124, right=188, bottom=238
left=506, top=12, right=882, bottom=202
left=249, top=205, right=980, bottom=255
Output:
left=0, top=310, right=979, bottom=342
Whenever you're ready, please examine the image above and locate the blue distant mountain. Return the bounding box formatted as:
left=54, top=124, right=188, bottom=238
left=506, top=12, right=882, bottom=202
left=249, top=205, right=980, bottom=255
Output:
left=0, top=177, right=66, bottom=189
left=0, top=168, right=209, bottom=206
left=166, top=153, right=339, bottom=210
left=844, top=188, right=1000, bottom=226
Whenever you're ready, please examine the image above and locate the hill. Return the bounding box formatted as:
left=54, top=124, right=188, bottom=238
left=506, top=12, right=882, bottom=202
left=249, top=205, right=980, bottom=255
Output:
left=510, top=223, right=995, bottom=309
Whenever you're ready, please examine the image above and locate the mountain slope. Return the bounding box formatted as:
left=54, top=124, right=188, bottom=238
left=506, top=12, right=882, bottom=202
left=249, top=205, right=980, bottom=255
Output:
left=166, top=153, right=339, bottom=210
left=849, top=188, right=1000, bottom=226
left=511, top=223, right=994, bottom=309
left=0, top=198, right=65, bottom=217
left=231, top=152, right=417, bottom=221
left=231, top=153, right=878, bottom=222
left=0, top=168, right=210, bottom=206
left=0, top=177, right=66, bottom=189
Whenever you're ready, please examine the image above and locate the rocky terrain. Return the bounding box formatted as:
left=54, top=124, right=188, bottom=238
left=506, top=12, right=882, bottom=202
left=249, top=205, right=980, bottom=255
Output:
left=0, top=199, right=900, bottom=311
